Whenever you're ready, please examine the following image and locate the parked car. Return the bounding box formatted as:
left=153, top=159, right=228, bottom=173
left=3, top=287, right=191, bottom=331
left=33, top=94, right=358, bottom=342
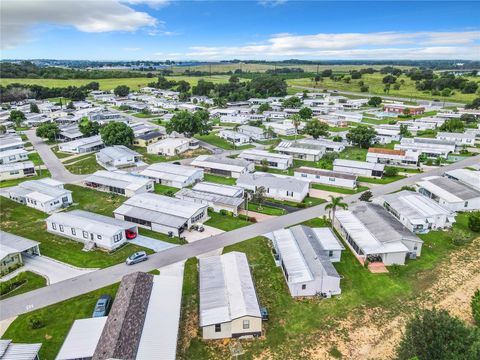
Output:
left=191, top=224, right=205, bottom=232
left=126, top=251, right=148, bottom=265
left=92, top=294, right=112, bottom=317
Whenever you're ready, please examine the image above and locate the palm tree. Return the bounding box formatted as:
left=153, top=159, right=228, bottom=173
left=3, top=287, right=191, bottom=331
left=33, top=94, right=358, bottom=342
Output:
left=325, top=195, right=348, bottom=225
left=291, top=114, right=301, bottom=141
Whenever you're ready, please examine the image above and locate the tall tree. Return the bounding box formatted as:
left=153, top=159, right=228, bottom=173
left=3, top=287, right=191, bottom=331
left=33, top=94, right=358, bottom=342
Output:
left=165, top=109, right=212, bottom=137
left=303, top=119, right=329, bottom=139
left=30, top=103, right=40, bottom=113
left=36, top=122, right=60, bottom=142
left=346, top=125, right=377, bottom=148
left=325, top=196, right=348, bottom=223
left=299, top=107, right=313, bottom=120
left=9, top=110, right=25, bottom=127
left=113, top=85, right=130, bottom=97
left=291, top=114, right=302, bottom=140
left=79, top=118, right=101, bottom=136
left=100, top=122, right=134, bottom=146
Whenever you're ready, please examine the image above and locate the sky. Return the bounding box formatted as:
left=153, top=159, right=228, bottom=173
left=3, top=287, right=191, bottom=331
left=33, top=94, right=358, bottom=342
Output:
left=1, top=0, right=480, bottom=61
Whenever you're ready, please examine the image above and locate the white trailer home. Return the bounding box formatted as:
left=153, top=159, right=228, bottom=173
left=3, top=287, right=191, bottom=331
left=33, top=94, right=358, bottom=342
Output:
left=394, top=138, right=456, bottom=158
left=294, top=167, right=357, bottom=189
left=236, top=172, right=309, bottom=203
left=333, top=159, right=385, bottom=178
left=238, top=149, right=293, bottom=170
left=58, top=135, right=104, bottom=154
left=436, top=132, right=476, bottom=147
left=114, top=193, right=208, bottom=237
left=0, top=161, right=36, bottom=181
left=270, top=226, right=344, bottom=298
left=46, top=210, right=138, bottom=250
left=8, top=178, right=72, bottom=213
left=96, top=146, right=143, bottom=170
left=275, top=140, right=326, bottom=162
left=190, top=155, right=254, bottom=179
left=381, top=190, right=456, bottom=233
left=334, top=203, right=423, bottom=266
left=84, top=170, right=154, bottom=197
left=147, top=137, right=199, bottom=156
left=139, top=162, right=203, bottom=188
left=199, top=252, right=262, bottom=339
left=366, top=148, right=419, bottom=167
left=0, top=148, right=29, bottom=165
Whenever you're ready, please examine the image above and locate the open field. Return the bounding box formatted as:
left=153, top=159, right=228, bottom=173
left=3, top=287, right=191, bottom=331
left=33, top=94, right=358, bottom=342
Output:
left=3, top=283, right=119, bottom=360
left=288, top=73, right=480, bottom=103
left=0, top=75, right=231, bottom=90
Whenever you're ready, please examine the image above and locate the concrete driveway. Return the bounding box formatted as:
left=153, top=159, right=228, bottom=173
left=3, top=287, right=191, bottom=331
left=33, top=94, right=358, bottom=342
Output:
left=23, top=255, right=96, bottom=285
left=129, top=235, right=177, bottom=252
left=183, top=225, right=225, bottom=258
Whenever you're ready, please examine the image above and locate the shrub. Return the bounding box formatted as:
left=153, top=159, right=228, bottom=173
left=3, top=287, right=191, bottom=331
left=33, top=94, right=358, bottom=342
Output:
left=451, top=228, right=472, bottom=246
left=468, top=212, right=480, bottom=232
left=29, top=315, right=45, bottom=330
left=471, top=290, right=480, bottom=325
left=384, top=166, right=399, bottom=177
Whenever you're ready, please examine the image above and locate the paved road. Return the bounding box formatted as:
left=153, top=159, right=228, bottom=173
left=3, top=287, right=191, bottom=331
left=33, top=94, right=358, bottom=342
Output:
left=290, top=85, right=466, bottom=107
left=1, top=155, right=479, bottom=320
left=24, top=130, right=87, bottom=183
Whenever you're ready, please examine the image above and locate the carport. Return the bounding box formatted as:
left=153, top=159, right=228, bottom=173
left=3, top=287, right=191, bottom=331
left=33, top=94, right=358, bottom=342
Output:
left=0, top=231, right=41, bottom=274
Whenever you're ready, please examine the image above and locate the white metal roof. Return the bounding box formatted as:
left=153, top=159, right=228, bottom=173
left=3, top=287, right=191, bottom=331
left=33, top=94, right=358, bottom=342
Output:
left=55, top=317, right=107, bottom=360
left=136, top=262, right=184, bottom=360
left=139, top=162, right=201, bottom=183
left=47, top=210, right=136, bottom=237
left=199, top=252, right=261, bottom=327
left=445, top=169, right=480, bottom=190
left=0, top=161, right=34, bottom=172
left=275, top=140, right=325, bottom=156
left=333, top=159, right=385, bottom=172
left=237, top=172, right=309, bottom=193
left=0, top=231, right=40, bottom=261
left=97, top=145, right=140, bottom=161
left=85, top=170, right=152, bottom=191
left=191, top=155, right=252, bottom=173
left=0, top=340, right=41, bottom=360
left=193, top=181, right=243, bottom=197
left=238, top=149, right=293, bottom=165
left=8, top=179, right=71, bottom=202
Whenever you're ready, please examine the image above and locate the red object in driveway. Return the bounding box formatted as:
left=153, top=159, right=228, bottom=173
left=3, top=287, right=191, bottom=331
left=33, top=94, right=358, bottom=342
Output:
left=126, top=229, right=137, bottom=239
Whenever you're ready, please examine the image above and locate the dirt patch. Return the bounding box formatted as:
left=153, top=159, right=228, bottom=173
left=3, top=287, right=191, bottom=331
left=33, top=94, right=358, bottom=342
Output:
left=307, top=236, right=480, bottom=360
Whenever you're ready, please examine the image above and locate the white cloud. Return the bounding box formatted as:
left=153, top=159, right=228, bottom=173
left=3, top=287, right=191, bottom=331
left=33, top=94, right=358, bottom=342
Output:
left=258, top=0, right=288, bottom=7
left=184, top=31, right=480, bottom=60
left=122, top=0, right=170, bottom=9
left=1, top=0, right=159, bottom=49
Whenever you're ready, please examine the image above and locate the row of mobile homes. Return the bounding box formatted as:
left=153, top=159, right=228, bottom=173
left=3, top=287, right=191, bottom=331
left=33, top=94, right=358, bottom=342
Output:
left=46, top=210, right=138, bottom=251
left=8, top=178, right=72, bottom=213
left=238, top=149, right=293, bottom=170
left=333, top=159, right=385, bottom=178
left=270, top=226, right=344, bottom=298
left=381, top=190, right=456, bottom=233
left=334, top=203, right=423, bottom=265
left=199, top=252, right=262, bottom=339
left=366, top=148, right=419, bottom=167
left=191, top=155, right=254, bottom=179
left=139, top=163, right=203, bottom=188
left=294, top=167, right=357, bottom=189
left=237, top=172, right=309, bottom=202
left=84, top=171, right=154, bottom=197
left=175, top=182, right=244, bottom=215
left=114, top=193, right=208, bottom=236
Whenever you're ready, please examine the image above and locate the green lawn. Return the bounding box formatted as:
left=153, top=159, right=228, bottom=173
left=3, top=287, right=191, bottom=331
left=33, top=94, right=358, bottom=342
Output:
left=311, top=183, right=369, bottom=194
left=64, top=153, right=102, bottom=175
left=358, top=175, right=406, bottom=184
left=267, top=195, right=326, bottom=208
left=133, top=146, right=211, bottom=164
left=205, top=211, right=252, bottom=231
left=194, top=133, right=255, bottom=150
left=179, top=212, right=478, bottom=359
left=339, top=147, right=368, bottom=161
left=138, top=227, right=185, bottom=245
left=0, top=271, right=47, bottom=300
left=2, top=283, right=119, bottom=360
left=153, top=183, right=179, bottom=196
left=287, top=73, right=480, bottom=104
left=203, top=173, right=237, bottom=185
left=51, top=146, right=73, bottom=159
left=248, top=202, right=286, bottom=216
left=0, top=186, right=151, bottom=268
left=0, top=170, right=51, bottom=188
left=293, top=158, right=333, bottom=170
left=28, top=152, right=44, bottom=165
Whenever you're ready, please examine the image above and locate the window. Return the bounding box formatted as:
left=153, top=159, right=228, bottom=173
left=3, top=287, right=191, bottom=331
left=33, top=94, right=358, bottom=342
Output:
left=465, top=201, right=469, bottom=208
left=59, top=225, right=64, bottom=232
left=243, top=320, right=250, bottom=329
left=52, top=223, right=57, bottom=230
left=301, top=173, right=307, bottom=178
left=71, top=228, right=76, bottom=236
left=113, top=233, right=122, bottom=243
left=302, top=284, right=306, bottom=290
left=83, top=231, right=88, bottom=239
left=215, top=324, right=221, bottom=332
left=329, top=250, right=334, bottom=257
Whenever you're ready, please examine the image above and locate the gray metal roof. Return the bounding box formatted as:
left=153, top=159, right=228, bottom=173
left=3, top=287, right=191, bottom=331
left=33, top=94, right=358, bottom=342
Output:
left=0, top=231, right=40, bottom=261
left=333, top=159, right=385, bottom=172
left=175, top=188, right=244, bottom=207
left=0, top=340, right=41, bottom=360
left=199, top=252, right=261, bottom=327
left=427, top=176, right=480, bottom=201
left=237, top=172, right=309, bottom=193
left=97, top=145, right=140, bottom=162
left=192, top=182, right=244, bottom=197
left=238, top=149, right=292, bottom=165
left=8, top=179, right=71, bottom=201
left=275, top=140, right=325, bottom=155
left=445, top=169, right=480, bottom=190
left=191, top=155, right=253, bottom=172
left=85, top=171, right=151, bottom=191
left=295, top=166, right=357, bottom=180
left=140, top=162, right=201, bottom=183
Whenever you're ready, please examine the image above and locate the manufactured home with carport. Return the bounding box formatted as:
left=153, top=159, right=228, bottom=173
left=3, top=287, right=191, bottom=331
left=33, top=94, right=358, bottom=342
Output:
left=0, top=231, right=41, bottom=275
left=84, top=170, right=154, bottom=197
left=114, top=193, right=208, bottom=236
left=270, top=226, right=344, bottom=298
left=294, top=167, right=357, bottom=189
left=139, top=162, right=203, bottom=188
left=238, top=149, right=293, bottom=170
left=191, top=155, right=254, bottom=179
left=333, top=159, right=384, bottom=178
